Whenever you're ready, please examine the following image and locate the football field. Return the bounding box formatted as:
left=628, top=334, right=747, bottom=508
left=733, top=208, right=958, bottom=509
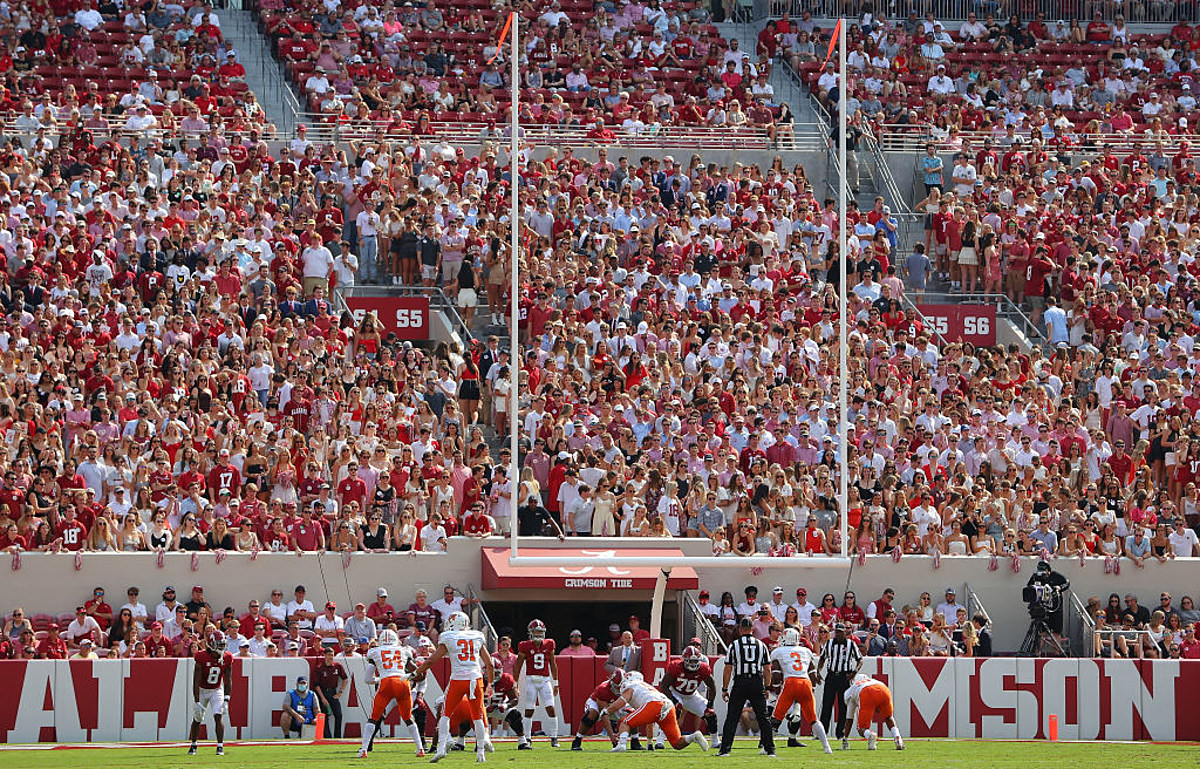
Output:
left=0, top=739, right=1194, bottom=768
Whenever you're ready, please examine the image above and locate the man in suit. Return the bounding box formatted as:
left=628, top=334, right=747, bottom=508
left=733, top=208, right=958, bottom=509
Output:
left=605, top=631, right=641, bottom=675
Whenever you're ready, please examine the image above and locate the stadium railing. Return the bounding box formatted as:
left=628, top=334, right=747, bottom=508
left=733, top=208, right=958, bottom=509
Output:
left=965, top=582, right=993, bottom=629
left=875, top=126, right=1200, bottom=155
left=1069, top=590, right=1097, bottom=658
left=771, top=0, right=1200, bottom=23
left=283, top=115, right=832, bottom=150
left=467, top=583, right=500, bottom=651
left=681, top=590, right=728, bottom=657
left=909, top=291, right=1050, bottom=348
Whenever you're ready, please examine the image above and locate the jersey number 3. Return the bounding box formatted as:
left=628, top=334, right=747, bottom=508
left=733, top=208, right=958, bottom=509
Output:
left=457, top=639, right=476, bottom=662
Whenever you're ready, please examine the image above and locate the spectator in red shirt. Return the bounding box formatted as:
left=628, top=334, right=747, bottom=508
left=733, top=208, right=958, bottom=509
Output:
left=36, top=624, right=68, bottom=659
left=366, top=587, right=399, bottom=628
left=84, top=586, right=113, bottom=630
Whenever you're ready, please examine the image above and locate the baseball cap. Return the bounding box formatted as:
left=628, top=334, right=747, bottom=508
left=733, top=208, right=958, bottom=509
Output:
left=608, top=623, right=621, bottom=632
left=699, top=590, right=710, bottom=598
left=772, top=586, right=784, bottom=594
left=415, top=621, right=427, bottom=631
left=377, top=587, right=388, bottom=597
left=325, top=601, right=337, bottom=610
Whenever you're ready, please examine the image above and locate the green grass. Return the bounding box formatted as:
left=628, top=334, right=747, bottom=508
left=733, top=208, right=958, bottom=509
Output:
left=0, top=739, right=1195, bottom=769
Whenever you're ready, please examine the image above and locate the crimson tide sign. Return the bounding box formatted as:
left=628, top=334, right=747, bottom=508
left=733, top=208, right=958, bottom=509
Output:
left=480, top=548, right=699, bottom=591
left=344, top=295, right=431, bottom=341
left=917, top=303, right=997, bottom=346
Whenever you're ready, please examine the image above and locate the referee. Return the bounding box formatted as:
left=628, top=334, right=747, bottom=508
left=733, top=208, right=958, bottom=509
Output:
left=816, top=622, right=862, bottom=749
left=718, top=617, right=775, bottom=757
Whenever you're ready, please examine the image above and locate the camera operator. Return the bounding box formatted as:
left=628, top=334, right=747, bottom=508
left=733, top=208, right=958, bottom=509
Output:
left=1024, top=560, right=1069, bottom=634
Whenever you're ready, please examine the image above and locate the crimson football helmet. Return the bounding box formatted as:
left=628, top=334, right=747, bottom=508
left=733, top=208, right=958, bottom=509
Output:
left=609, top=669, right=625, bottom=688
left=207, top=629, right=226, bottom=654
left=527, top=619, right=547, bottom=641
left=681, top=645, right=703, bottom=672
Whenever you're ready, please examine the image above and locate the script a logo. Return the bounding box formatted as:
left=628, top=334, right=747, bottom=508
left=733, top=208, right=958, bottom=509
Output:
left=557, top=550, right=632, bottom=576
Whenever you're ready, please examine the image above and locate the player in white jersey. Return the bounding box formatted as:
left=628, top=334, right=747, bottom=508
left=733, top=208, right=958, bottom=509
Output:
left=768, top=628, right=831, bottom=752
left=603, top=672, right=709, bottom=753
left=412, top=612, right=496, bottom=764
left=358, top=629, right=426, bottom=758
left=843, top=673, right=903, bottom=751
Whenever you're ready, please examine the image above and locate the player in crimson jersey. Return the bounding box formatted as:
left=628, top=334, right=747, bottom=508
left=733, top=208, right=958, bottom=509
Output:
left=513, top=619, right=560, bottom=748
left=660, top=645, right=718, bottom=735
left=189, top=630, right=233, bottom=756
left=571, top=669, right=628, bottom=751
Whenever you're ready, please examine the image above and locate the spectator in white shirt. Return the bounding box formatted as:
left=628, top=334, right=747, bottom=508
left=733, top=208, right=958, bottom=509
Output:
left=928, top=65, right=955, bottom=95
left=1168, top=519, right=1199, bottom=557
left=314, top=601, right=346, bottom=645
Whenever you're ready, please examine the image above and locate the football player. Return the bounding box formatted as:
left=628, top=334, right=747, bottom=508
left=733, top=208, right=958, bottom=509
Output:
left=358, top=629, right=426, bottom=758
left=843, top=673, right=904, bottom=751
left=604, top=672, right=709, bottom=753
left=412, top=612, right=495, bottom=763
left=660, top=645, right=718, bottom=735
left=769, top=627, right=830, bottom=752
left=189, top=629, right=233, bottom=756
left=513, top=619, right=560, bottom=748
left=571, top=669, right=629, bottom=751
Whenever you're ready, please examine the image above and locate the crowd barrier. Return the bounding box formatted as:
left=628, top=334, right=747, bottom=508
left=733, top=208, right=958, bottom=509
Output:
left=0, top=653, right=1193, bottom=743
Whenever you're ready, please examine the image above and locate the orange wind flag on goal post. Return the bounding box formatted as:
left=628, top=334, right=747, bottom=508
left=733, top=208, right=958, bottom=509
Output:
left=822, top=19, right=842, bottom=67
left=487, top=12, right=515, bottom=66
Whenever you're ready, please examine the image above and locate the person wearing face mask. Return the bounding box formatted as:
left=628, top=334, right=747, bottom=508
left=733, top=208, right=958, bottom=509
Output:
left=280, top=675, right=319, bottom=738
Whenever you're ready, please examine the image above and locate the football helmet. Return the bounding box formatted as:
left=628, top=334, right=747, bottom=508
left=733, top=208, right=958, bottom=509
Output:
left=207, top=629, right=225, bottom=654
left=609, top=669, right=625, bottom=688
left=780, top=628, right=802, bottom=648
left=681, top=645, right=704, bottom=672
left=445, top=611, right=470, bottom=633
left=621, top=671, right=644, bottom=691
left=379, top=629, right=400, bottom=646
left=527, top=619, right=547, bottom=641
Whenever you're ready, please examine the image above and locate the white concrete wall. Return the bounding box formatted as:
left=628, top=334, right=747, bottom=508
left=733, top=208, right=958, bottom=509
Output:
left=2, top=540, right=1194, bottom=651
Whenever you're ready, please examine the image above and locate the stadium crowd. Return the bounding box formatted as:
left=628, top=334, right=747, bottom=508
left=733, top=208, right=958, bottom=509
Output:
left=6, top=581, right=1199, bottom=661
left=0, top=0, right=1196, bottom=665
left=262, top=0, right=792, bottom=139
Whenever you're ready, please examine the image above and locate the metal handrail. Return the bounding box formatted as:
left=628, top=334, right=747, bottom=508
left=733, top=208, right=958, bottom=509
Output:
left=1091, top=627, right=1162, bottom=657
left=964, top=582, right=991, bottom=629
left=762, top=1, right=1200, bottom=23
left=681, top=590, right=728, bottom=657
left=466, top=583, right=500, bottom=651
left=875, top=125, right=1200, bottom=155
left=338, top=284, right=475, bottom=344
left=913, top=291, right=1049, bottom=347
left=284, top=115, right=791, bottom=149
left=1069, top=590, right=1096, bottom=660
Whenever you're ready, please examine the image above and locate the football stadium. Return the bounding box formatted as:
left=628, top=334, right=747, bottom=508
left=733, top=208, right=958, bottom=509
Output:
left=0, top=0, right=1198, bottom=763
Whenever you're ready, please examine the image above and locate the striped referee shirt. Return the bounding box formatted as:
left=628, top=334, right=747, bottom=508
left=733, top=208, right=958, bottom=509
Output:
left=726, top=634, right=769, bottom=678
left=820, top=637, right=861, bottom=674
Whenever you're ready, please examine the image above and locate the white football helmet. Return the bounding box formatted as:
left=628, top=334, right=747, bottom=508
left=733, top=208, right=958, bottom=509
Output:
left=780, top=628, right=802, bottom=648
left=621, top=671, right=644, bottom=691
left=379, top=629, right=400, bottom=646
left=445, top=611, right=470, bottom=632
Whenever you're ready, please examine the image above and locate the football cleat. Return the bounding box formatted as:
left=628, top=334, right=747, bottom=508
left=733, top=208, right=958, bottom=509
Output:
left=215, top=747, right=224, bottom=756
left=517, top=742, right=533, bottom=751
left=571, top=737, right=583, bottom=751
left=550, top=737, right=559, bottom=748
left=187, top=746, right=197, bottom=756
left=357, top=749, right=368, bottom=759
left=694, top=731, right=710, bottom=751
left=867, top=733, right=877, bottom=751
left=841, top=738, right=850, bottom=750
left=610, top=744, right=627, bottom=753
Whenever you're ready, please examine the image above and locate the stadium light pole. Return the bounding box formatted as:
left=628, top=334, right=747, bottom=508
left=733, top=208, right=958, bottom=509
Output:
left=508, top=12, right=521, bottom=561
left=837, top=17, right=848, bottom=560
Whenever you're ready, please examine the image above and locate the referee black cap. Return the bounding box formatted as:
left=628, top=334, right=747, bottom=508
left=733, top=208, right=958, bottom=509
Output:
left=739, top=617, right=754, bottom=629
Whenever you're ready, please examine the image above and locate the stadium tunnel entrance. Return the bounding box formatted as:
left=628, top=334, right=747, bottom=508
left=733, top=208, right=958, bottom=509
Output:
left=482, top=598, right=680, bottom=651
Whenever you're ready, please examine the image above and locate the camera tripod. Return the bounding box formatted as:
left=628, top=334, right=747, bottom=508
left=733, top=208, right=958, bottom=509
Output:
left=1018, top=616, right=1069, bottom=657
